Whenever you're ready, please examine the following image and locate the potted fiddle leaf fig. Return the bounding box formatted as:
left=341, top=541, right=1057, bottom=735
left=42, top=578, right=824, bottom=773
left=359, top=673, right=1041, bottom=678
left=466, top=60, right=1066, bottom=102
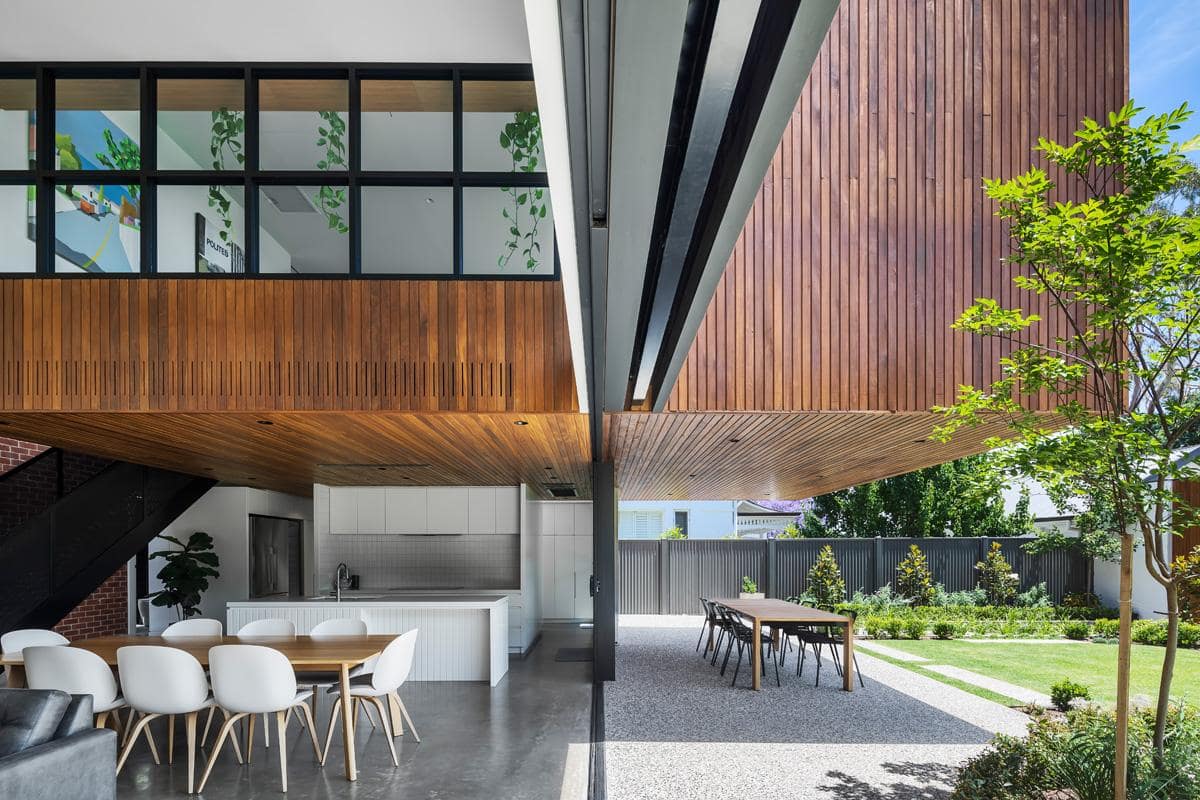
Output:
left=739, top=576, right=764, bottom=600
left=149, top=531, right=220, bottom=621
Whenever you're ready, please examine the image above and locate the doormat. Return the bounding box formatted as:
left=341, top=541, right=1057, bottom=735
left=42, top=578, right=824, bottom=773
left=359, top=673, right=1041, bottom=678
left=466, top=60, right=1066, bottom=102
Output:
left=555, top=647, right=593, bottom=662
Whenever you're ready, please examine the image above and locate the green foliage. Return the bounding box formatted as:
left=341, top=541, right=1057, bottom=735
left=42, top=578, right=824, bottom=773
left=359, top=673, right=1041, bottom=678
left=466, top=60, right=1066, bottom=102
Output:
left=207, top=107, right=245, bottom=243
left=1175, top=545, right=1200, bottom=623
left=903, top=617, right=926, bottom=640
left=1093, top=618, right=1121, bottom=639
left=895, top=544, right=936, bottom=605
left=659, top=526, right=685, bottom=540
left=953, top=705, right=1200, bottom=800
left=314, top=110, right=349, bottom=233
left=1051, top=679, right=1092, bottom=712
left=798, top=454, right=1035, bottom=539
left=1180, top=623, right=1200, bottom=649
left=881, top=616, right=905, bottom=639
left=932, top=620, right=957, bottom=639
left=94, top=128, right=141, bottom=206
left=55, top=133, right=81, bottom=170
left=1015, top=582, right=1052, bottom=608
left=149, top=531, right=220, bottom=620
left=1063, top=620, right=1091, bottom=640
left=1132, top=620, right=1170, bottom=646
left=806, top=545, right=846, bottom=611
left=849, top=602, right=1121, bottom=641
left=976, top=542, right=1018, bottom=606
left=497, top=111, right=546, bottom=271
left=775, top=522, right=803, bottom=539
left=740, top=576, right=758, bottom=594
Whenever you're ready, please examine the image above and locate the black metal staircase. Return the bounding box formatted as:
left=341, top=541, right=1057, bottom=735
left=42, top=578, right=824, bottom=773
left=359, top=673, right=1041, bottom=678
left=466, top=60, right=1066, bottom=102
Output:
left=0, top=449, right=216, bottom=633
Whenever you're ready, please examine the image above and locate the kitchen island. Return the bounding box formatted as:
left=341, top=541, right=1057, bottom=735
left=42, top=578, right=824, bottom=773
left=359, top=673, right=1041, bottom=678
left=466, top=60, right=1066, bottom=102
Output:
left=227, top=594, right=509, bottom=685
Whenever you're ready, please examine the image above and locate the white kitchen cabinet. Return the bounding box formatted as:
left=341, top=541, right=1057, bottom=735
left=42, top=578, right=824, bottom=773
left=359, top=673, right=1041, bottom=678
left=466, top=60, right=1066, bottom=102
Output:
left=572, top=504, right=592, bottom=537
left=552, top=503, right=575, bottom=536
left=495, top=488, right=519, bottom=535
left=553, top=535, right=575, bottom=618
left=329, top=487, right=357, bottom=535
left=427, top=487, right=469, bottom=534
left=538, top=536, right=556, bottom=619
left=467, top=487, right=497, bottom=534
left=385, top=487, right=426, bottom=534
left=355, top=487, right=386, bottom=535
left=573, top=534, right=593, bottom=619
left=314, top=484, right=330, bottom=538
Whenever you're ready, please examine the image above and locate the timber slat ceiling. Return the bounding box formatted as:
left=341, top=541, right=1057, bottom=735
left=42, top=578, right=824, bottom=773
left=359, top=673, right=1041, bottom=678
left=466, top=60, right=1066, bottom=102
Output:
left=606, top=410, right=1027, bottom=501
left=0, top=411, right=590, bottom=499
left=667, top=0, right=1126, bottom=414
left=0, top=279, right=577, bottom=414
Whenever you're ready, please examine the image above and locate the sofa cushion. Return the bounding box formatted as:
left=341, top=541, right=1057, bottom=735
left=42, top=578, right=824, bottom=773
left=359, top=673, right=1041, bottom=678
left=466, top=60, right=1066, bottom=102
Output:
left=53, top=695, right=94, bottom=739
left=0, top=689, right=70, bottom=758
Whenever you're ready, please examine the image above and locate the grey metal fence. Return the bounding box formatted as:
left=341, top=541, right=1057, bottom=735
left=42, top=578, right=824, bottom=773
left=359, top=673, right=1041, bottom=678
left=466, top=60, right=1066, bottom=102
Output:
left=617, top=536, right=1091, bottom=615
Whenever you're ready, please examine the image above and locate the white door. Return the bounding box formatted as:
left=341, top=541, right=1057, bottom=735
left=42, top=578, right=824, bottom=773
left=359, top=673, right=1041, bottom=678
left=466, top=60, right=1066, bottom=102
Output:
left=538, top=534, right=556, bottom=619
left=554, top=535, right=575, bottom=619
left=573, top=534, right=593, bottom=620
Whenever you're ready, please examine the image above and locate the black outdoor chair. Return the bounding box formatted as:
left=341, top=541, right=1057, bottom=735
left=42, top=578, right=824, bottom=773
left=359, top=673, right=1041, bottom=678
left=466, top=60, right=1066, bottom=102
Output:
left=782, top=612, right=864, bottom=688
left=696, top=598, right=727, bottom=656
left=716, top=606, right=780, bottom=688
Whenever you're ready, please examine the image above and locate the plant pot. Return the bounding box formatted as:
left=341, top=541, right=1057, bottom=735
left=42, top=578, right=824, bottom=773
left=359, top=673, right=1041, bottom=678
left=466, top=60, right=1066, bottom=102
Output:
left=739, top=592, right=765, bottom=600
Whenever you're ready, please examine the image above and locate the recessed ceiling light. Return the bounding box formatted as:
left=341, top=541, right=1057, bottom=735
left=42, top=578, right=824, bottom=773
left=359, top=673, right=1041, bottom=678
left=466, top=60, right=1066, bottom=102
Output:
left=257, top=420, right=273, bottom=425
left=514, top=420, right=529, bottom=426
left=377, top=466, right=387, bottom=471
left=728, top=437, right=740, bottom=444
left=544, top=466, right=553, bottom=470
left=688, top=473, right=696, bottom=478
left=425, top=196, right=435, bottom=204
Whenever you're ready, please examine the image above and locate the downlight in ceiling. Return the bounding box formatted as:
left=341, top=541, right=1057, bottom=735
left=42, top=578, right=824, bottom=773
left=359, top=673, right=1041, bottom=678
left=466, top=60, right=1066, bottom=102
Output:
left=262, top=185, right=318, bottom=214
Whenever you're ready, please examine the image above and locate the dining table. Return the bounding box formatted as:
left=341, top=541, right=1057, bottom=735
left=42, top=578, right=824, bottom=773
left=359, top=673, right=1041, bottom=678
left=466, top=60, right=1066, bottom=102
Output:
left=710, top=598, right=856, bottom=691
left=0, top=633, right=399, bottom=782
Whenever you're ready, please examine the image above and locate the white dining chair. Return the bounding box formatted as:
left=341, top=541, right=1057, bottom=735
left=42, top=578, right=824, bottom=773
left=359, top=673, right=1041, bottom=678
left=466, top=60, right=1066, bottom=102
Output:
left=24, top=645, right=132, bottom=737
left=1, top=628, right=69, bottom=655
left=116, top=645, right=234, bottom=794
left=200, top=644, right=322, bottom=793
left=322, top=629, right=420, bottom=767
left=162, top=618, right=223, bottom=637
left=237, top=619, right=296, bottom=637
left=296, top=618, right=370, bottom=730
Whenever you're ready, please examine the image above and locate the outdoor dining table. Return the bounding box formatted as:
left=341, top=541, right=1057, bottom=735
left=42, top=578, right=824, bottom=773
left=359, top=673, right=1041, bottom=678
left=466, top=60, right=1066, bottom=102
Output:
left=711, top=598, right=856, bottom=692
left=0, top=633, right=398, bottom=782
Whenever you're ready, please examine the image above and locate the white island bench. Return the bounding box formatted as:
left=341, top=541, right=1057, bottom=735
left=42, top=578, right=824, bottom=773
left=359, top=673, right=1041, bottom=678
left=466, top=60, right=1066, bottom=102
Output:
left=227, top=594, right=509, bottom=686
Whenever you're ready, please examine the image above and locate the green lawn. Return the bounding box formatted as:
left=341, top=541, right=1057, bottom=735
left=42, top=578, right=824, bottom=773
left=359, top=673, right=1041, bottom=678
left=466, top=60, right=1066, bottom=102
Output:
left=868, top=639, right=1200, bottom=708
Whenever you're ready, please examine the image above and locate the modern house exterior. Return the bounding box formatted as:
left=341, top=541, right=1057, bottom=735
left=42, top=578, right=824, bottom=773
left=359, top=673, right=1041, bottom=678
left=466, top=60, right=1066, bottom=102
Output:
left=0, top=1, right=1129, bottom=796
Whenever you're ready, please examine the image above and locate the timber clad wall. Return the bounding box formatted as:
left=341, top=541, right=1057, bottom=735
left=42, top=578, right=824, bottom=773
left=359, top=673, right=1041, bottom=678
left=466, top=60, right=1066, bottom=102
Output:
left=0, top=279, right=578, bottom=414
left=667, top=0, right=1128, bottom=413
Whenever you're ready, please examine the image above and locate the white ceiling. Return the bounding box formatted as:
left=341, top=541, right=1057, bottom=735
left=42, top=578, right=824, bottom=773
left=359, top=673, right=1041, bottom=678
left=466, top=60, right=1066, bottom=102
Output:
left=0, top=1, right=531, bottom=63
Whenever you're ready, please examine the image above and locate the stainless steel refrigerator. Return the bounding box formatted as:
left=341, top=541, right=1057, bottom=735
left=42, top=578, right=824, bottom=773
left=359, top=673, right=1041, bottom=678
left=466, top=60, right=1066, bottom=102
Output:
left=249, top=515, right=303, bottom=599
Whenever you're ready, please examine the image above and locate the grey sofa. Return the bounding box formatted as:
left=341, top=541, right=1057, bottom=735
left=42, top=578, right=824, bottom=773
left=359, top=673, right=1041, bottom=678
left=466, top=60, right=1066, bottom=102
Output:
left=0, top=688, right=116, bottom=800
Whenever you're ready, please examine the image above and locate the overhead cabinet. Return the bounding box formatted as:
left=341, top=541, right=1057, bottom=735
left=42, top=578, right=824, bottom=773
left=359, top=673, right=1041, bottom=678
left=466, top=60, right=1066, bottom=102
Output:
left=325, top=485, right=519, bottom=535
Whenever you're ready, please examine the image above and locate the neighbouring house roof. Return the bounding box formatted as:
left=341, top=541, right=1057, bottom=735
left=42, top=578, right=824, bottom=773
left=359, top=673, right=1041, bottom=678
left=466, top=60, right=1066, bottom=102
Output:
left=736, top=499, right=813, bottom=516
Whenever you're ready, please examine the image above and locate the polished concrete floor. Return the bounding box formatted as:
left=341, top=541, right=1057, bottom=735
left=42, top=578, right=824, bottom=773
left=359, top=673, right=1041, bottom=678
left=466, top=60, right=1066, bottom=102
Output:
left=113, top=625, right=593, bottom=799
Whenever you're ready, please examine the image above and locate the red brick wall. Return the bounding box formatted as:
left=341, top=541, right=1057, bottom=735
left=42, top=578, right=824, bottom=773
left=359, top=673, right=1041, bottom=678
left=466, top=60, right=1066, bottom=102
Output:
left=53, top=566, right=128, bottom=639
left=0, top=437, right=48, bottom=474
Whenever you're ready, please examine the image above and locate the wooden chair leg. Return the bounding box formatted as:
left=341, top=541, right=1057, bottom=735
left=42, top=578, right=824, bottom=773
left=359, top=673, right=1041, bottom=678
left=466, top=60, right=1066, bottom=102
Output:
left=368, top=697, right=399, bottom=767
left=275, top=711, right=288, bottom=793
left=116, top=712, right=159, bottom=774
left=200, top=706, right=215, bottom=747
left=222, top=709, right=245, bottom=765
left=246, top=713, right=256, bottom=763
left=143, top=714, right=161, bottom=765
left=296, top=702, right=323, bottom=762
left=320, top=697, right=342, bottom=766
left=167, top=714, right=175, bottom=765
left=393, top=693, right=420, bottom=743
left=95, top=711, right=109, bottom=730
left=197, top=712, right=246, bottom=793
left=263, top=712, right=271, bottom=748
left=185, top=711, right=198, bottom=794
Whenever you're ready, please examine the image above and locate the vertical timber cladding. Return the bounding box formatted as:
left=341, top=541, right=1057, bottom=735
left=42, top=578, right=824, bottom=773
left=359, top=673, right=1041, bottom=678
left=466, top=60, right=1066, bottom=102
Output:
left=666, top=0, right=1128, bottom=413
left=0, top=279, right=578, bottom=413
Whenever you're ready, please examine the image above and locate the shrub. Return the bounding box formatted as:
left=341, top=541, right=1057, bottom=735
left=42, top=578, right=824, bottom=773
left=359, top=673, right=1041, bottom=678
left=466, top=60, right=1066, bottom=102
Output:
left=863, top=617, right=887, bottom=639
left=1015, top=582, right=1052, bottom=608
left=1131, top=619, right=1169, bottom=646
left=851, top=584, right=911, bottom=613
left=976, top=542, right=1018, bottom=606
left=807, top=545, right=846, bottom=611
left=1092, top=618, right=1120, bottom=639
left=895, top=545, right=936, bottom=606
left=1175, top=545, right=1200, bottom=624
left=904, top=617, right=926, bottom=640
left=932, top=620, right=957, bottom=639
left=1180, top=621, right=1200, bottom=649
left=1062, top=620, right=1090, bottom=640
left=932, top=586, right=988, bottom=607
left=659, top=526, right=686, bottom=540
left=1049, top=679, right=1090, bottom=712
left=1061, top=591, right=1102, bottom=610
left=882, top=616, right=904, bottom=640
left=954, top=705, right=1200, bottom=800
left=740, top=576, right=758, bottom=594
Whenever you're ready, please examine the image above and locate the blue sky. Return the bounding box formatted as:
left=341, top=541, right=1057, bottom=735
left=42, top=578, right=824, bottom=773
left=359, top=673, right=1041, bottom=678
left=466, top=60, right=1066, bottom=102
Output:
left=1131, top=0, right=1200, bottom=150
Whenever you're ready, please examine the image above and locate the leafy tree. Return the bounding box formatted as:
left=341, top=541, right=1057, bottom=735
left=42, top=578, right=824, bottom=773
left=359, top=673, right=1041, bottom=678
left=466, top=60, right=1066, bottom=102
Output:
left=659, top=526, right=686, bottom=540
left=149, top=531, right=220, bottom=620
left=895, top=544, right=936, bottom=606
left=975, top=542, right=1018, bottom=606
left=798, top=455, right=1033, bottom=539
left=933, top=101, right=1200, bottom=771
left=806, top=546, right=846, bottom=611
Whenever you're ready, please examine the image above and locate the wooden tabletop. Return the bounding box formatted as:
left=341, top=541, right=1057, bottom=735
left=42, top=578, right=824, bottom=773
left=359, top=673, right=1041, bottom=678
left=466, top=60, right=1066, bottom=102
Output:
left=712, top=598, right=852, bottom=624
left=1, top=634, right=393, bottom=671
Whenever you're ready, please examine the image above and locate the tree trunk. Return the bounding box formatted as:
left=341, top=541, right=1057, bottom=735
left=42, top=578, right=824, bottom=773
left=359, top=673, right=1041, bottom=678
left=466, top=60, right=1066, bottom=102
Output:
left=1115, top=533, right=1133, bottom=800
left=1153, top=582, right=1180, bottom=761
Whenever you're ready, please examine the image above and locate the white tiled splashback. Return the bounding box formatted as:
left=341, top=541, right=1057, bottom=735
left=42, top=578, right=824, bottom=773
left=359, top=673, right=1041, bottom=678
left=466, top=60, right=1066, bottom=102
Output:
left=317, top=533, right=520, bottom=590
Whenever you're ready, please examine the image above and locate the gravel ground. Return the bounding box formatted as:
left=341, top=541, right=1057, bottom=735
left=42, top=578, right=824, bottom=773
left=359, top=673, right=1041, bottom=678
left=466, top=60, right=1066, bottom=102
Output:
left=605, top=616, right=1029, bottom=800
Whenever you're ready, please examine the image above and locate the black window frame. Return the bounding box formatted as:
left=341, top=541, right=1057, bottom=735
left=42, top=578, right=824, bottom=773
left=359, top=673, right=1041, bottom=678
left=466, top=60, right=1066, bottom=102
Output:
left=0, top=62, right=557, bottom=281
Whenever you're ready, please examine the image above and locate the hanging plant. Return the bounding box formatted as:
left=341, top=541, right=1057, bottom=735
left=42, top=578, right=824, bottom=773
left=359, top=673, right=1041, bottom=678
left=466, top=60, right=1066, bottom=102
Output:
left=95, top=128, right=141, bottom=209
left=207, top=107, right=245, bottom=243
left=498, top=110, right=546, bottom=271
left=315, top=110, right=349, bottom=233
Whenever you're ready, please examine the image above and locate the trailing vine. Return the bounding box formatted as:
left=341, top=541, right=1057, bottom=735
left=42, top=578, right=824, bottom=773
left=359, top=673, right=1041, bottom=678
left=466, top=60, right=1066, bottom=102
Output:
left=207, top=107, right=245, bottom=243
left=497, top=110, right=545, bottom=271
left=315, top=110, right=349, bottom=233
